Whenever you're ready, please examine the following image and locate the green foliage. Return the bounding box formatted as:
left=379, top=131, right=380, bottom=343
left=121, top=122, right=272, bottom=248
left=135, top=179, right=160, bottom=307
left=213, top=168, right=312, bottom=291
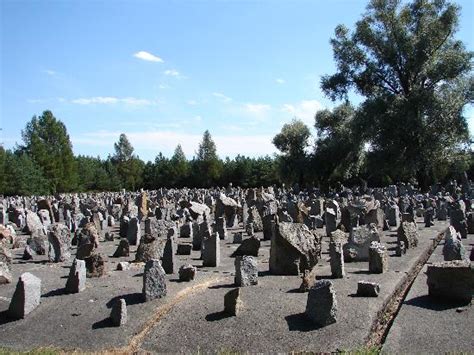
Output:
left=112, top=133, right=144, bottom=190
left=20, top=110, right=78, bottom=193
left=273, top=119, right=311, bottom=185
left=321, top=0, right=473, bottom=188
left=194, top=130, right=222, bottom=187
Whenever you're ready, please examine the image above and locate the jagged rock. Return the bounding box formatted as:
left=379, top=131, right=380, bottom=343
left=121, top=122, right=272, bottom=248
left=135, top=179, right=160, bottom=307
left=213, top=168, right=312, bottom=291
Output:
left=76, top=243, right=94, bottom=260
left=22, top=245, right=34, bottom=260
left=84, top=253, right=106, bottom=278
left=247, top=206, right=263, bottom=232
left=0, top=244, right=12, bottom=265
left=78, top=222, right=100, bottom=248
left=110, top=298, right=127, bottom=326
left=112, top=239, right=130, bottom=258
left=232, top=236, right=260, bottom=257
left=224, top=288, right=242, bottom=316
left=305, top=280, right=337, bottom=326
left=368, top=242, right=388, bottom=273
left=427, top=260, right=473, bottom=303
left=117, top=261, right=130, bottom=271
left=329, top=242, right=345, bottom=278
left=357, top=281, right=380, bottom=297
left=299, top=266, right=318, bottom=292
left=26, top=236, right=48, bottom=255
left=135, top=234, right=165, bottom=262
left=397, top=222, right=419, bottom=249
left=234, top=256, right=258, bottom=287
left=0, top=262, right=12, bottom=284
left=143, top=259, right=167, bottom=301
left=65, top=259, right=86, bottom=293
left=8, top=272, right=41, bottom=319
left=269, top=222, right=322, bottom=275
left=343, top=223, right=381, bottom=262
left=47, top=223, right=71, bottom=262
left=178, top=264, right=196, bottom=282
left=442, top=226, right=466, bottom=261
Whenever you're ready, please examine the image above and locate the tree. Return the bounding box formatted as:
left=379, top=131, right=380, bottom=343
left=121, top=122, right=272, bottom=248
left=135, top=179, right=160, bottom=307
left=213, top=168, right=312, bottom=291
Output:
left=313, top=103, right=365, bottom=185
left=20, top=110, right=78, bottom=192
left=272, top=119, right=311, bottom=186
left=170, top=144, right=189, bottom=187
left=321, top=0, right=473, bottom=188
left=112, top=133, right=143, bottom=190
left=195, top=130, right=221, bottom=187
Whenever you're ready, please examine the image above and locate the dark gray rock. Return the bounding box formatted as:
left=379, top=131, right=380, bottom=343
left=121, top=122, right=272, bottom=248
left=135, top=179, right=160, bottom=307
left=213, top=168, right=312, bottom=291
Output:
left=110, top=298, right=127, bottom=326
left=343, top=223, right=381, bottom=261
left=427, top=260, right=473, bottom=303
left=84, top=253, right=106, bottom=278
left=65, top=258, right=86, bottom=293
left=329, top=242, right=345, bottom=278
left=442, top=226, right=466, bottom=261
left=234, top=255, right=258, bottom=286
left=47, top=223, right=71, bottom=262
left=357, top=281, right=380, bottom=297
left=176, top=243, right=192, bottom=255
left=397, top=221, right=419, bottom=249
left=143, top=259, right=167, bottom=301
left=0, top=262, right=12, bottom=284
left=113, top=239, right=130, bottom=258
left=369, top=241, right=388, bottom=273
left=135, top=234, right=165, bottom=262
left=178, top=264, right=196, bottom=282
left=224, top=288, right=242, bottom=316
left=305, top=280, right=337, bottom=326
left=232, top=236, right=260, bottom=257
left=162, top=238, right=176, bottom=274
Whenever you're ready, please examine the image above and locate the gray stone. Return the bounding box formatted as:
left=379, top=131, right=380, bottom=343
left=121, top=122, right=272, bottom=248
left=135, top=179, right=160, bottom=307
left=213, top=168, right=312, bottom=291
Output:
left=117, top=261, right=130, bottom=271
left=47, top=223, right=71, bottom=262
left=110, top=298, right=127, bottom=326
left=202, top=233, right=220, bottom=267
left=387, top=204, right=400, bottom=227
left=8, top=272, right=41, bottom=319
left=397, top=221, right=419, bottom=249
left=325, top=208, right=337, bottom=237
left=232, top=236, right=260, bottom=257
left=234, top=255, right=258, bottom=286
left=22, top=245, right=34, bottom=260
left=26, top=236, right=48, bottom=255
left=135, top=234, right=165, bottom=262
left=84, top=253, right=106, bottom=278
left=369, top=242, right=388, bottom=273
left=396, top=240, right=406, bottom=256
left=245, top=222, right=255, bottom=237
left=176, top=243, right=192, bottom=255
left=357, top=281, right=380, bottom=297
left=105, top=232, right=115, bottom=241
left=113, top=239, right=130, bottom=257
left=65, top=259, right=86, bottom=293
left=427, top=260, right=473, bottom=303
left=0, top=244, right=12, bottom=265
left=233, top=232, right=243, bottom=244
left=305, top=280, right=337, bottom=326
left=343, top=223, right=381, bottom=261
left=329, top=242, right=345, bottom=278
left=143, top=259, right=167, bottom=301
left=162, top=238, right=176, bottom=274
left=127, top=217, right=141, bottom=246
left=224, top=288, right=242, bottom=316
left=442, top=226, right=466, bottom=261
left=269, top=222, right=322, bottom=275
left=180, top=222, right=193, bottom=238
left=178, top=264, right=196, bottom=282
left=0, top=262, right=12, bottom=284
left=216, top=216, right=228, bottom=240
left=247, top=206, right=263, bottom=232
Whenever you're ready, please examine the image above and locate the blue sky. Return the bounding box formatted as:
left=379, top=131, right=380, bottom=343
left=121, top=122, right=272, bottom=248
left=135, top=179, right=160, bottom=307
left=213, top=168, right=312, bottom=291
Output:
left=1, top=0, right=473, bottom=161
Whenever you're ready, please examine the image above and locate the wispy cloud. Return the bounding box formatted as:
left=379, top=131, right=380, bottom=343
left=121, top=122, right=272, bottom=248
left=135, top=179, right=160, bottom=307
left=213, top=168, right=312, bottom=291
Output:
left=43, top=69, right=57, bottom=76
left=164, top=69, right=182, bottom=78
left=133, top=51, right=164, bottom=63
left=27, top=99, right=46, bottom=104
left=212, top=92, right=232, bottom=102
left=243, top=103, right=271, bottom=116
left=158, top=84, right=169, bottom=89
left=187, top=100, right=198, bottom=105
left=70, top=96, right=156, bottom=106
left=281, top=100, right=324, bottom=126
left=275, top=78, right=285, bottom=84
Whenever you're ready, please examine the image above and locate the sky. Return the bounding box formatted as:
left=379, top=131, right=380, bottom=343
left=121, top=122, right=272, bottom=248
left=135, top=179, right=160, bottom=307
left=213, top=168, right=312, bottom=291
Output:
left=1, top=0, right=473, bottom=162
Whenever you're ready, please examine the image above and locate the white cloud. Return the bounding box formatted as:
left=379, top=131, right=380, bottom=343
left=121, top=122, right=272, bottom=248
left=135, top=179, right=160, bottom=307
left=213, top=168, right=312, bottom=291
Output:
left=73, top=130, right=276, bottom=158
left=44, top=69, right=57, bottom=76
left=164, top=69, right=181, bottom=77
left=244, top=103, right=271, bottom=115
left=281, top=100, right=324, bottom=126
left=212, top=92, right=232, bottom=102
left=194, top=115, right=202, bottom=122
left=133, top=51, right=164, bottom=63
left=70, top=96, right=155, bottom=106
left=275, top=78, right=285, bottom=84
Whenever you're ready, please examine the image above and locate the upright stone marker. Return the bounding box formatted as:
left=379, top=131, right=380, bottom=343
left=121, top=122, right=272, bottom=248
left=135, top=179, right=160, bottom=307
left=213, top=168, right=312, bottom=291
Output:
left=143, top=259, right=167, bottom=301
left=9, top=272, right=41, bottom=319
left=305, top=280, right=337, bottom=326
left=65, top=258, right=86, bottom=293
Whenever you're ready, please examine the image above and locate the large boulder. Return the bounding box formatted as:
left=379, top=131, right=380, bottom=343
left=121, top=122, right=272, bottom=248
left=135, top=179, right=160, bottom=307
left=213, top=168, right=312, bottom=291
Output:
left=24, top=210, right=44, bottom=236
left=343, top=223, right=381, bottom=261
left=397, top=221, right=419, bottom=249
left=135, top=234, right=165, bottom=262
left=47, top=223, right=71, bottom=262
left=269, top=222, right=322, bottom=275
left=442, top=226, right=466, bottom=261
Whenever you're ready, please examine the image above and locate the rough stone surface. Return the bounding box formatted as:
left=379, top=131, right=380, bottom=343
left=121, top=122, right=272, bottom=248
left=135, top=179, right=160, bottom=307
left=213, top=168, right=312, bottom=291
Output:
left=117, top=261, right=130, bottom=271
left=357, top=281, right=380, bottom=297
left=143, top=259, right=167, bottom=301
left=65, top=259, right=86, bottom=293
left=442, top=226, right=466, bottom=261
left=329, top=242, right=345, bottom=278
left=234, top=256, right=258, bottom=287
left=224, top=288, right=242, bottom=316
left=135, top=234, right=165, bottom=262
left=427, top=260, right=473, bottom=303
left=176, top=243, right=192, bottom=255
left=368, top=242, right=388, bottom=274
left=202, top=233, right=220, bottom=267
left=47, top=223, right=71, bottom=262
left=162, top=238, right=176, bottom=274
left=110, top=298, right=127, bottom=326
left=8, top=272, right=41, bottom=319
left=0, top=262, right=12, bottom=284
left=178, top=264, right=196, bottom=282
left=84, top=253, right=106, bottom=278
left=232, top=236, right=260, bottom=257
left=397, top=222, right=419, bottom=249
left=112, top=239, right=130, bottom=258
left=269, top=222, right=321, bottom=275
left=305, top=280, right=337, bottom=326
left=343, top=224, right=380, bottom=262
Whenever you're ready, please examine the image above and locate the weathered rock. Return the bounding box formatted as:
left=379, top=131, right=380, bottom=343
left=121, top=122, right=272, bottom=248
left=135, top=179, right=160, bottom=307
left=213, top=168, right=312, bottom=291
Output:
left=47, top=223, right=71, bottom=262
left=162, top=238, right=176, bottom=274
left=26, top=236, right=48, bottom=255
left=397, top=221, right=419, bottom=249
left=105, top=232, right=115, bottom=241
left=427, top=260, right=473, bottom=303
left=232, top=236, right=260, bottom=257
left=110, top=298, right=127, bottom=326
left=76, top=243, right=94, bottom=260
left=113, top=239, right=130, bottom=258
left=245, top=222, right=255, bottom=236
left=24, top=211, right=44, bottom=236
left=178, top=264, right=196, bottom=282
left=387, top=204, right=400, bottom=227
left=65, top=259, right=86, bottom=293
left=233, top=232, right=243, bottom=244
left=0, top=244, right=12, bottom=265
left=442, top=226, right=466, bottom=261
left=78, top=222, right=100, bottom=248
left=247, top=206, right=263, bottom=232
left=329, top=242, right=345, bottom=278
left=143, top=259, right=167, bottom=301
left=357, top=281, right=380, bottom=297
left=269, top=222, right=321, bottom=275
left=305, top=280, right=337, bottom=326
left=84, top=253, right=106, bottom=278
left=180, top=222, right=193, bottom=238
left=299, top=266, right=318, bottom=292
left=127, top=217, right=141, bottom=246
left=177, top=243, right=192, bottom=255
left=396, top=240, right=406, bottom=257
left=224, top=288, right=242, bottom=316
left=117, top=261, right=130, bottom=271
left=8, top=272, right=41, bottom=319
left=22, top=245, right=34, bottom=260
left=330, top=229, right=348, bottom=245
left=0, top=262, right=12, bottom=284
left=135, top=234, right=165, bottom=262
left=343, top=224, right=381, bottom=261
left=325, top=208, right=337, bottom=237
left=234, top=256, right=258, bottom=287
left=368, top=242, right=388, bottom=273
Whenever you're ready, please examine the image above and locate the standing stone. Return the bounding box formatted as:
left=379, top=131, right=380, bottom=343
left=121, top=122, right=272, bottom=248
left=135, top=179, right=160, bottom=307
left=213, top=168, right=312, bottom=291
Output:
left=369, top=242, right=388, bottom=273
left=224, top=288, right=243, bottom=316
left=119, top=216, right=130, bottom=239
left=325, top=208, right=337, bottom=237
left=202, top=233, right=220, bottom=267
left=178, top=264, right=197, bottom=282
left=22, top=245, right=34, bottom=260
left=442, top=226, right=466, bottom=261
left=85, top=253, right=106, bottom=278
left=234, top=256, right=258, bottom=286
left=397, top=222, right=419, bottom=249
left=357, top=281, right=380, bottom=297
left=245, top=222, right=255, bottom=237
left=424, top=208, right=434, bottom=227
left=216, top=217, right=228, bottom=240
left=47, top=223, right=71, bottom=262
left=176, top=243, right=192, bottom=255
left=110, top=298, right=127, bottom=326
left=180, top=222, right=193, bottom=238
left=437, top=204, right=448, bottom=220
left=450, top=206, right=468, bottom=239
left=233, top=232, right=243, bottom=244
left=65, top=259, right=86, bottom=293
left=143, top=259, right=167, bottom=301
left=162, top=238, right=177, bottom=274
left=305, top=280, right=337, bottom=326
left=396, top=241, right=406, bottom=256
left=232, top=236, right=260, bottom=257
left=8, top=272, right=41, bottom=319
left=127, top=217, right=141, bottom=246
left=343, top=224, right=381, bottom=261
left=135, top=234, right=165, bottom=262
left=0, top=262, right=12, bottom=284
left=329, top=242, right=345, bottom=278
left=387, top=204, right=400, bottom=227
left=427, top=260, right=473, bottom=303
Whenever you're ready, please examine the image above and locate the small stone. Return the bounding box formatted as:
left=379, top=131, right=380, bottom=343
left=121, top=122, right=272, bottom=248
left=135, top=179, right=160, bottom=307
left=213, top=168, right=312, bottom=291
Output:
left=0, top=262, right=12, bottom=284
left=233, top=232, right=243, bottom=244
left=176, top=243, right=192, bottom=255
left=232, top=236, right=260, bottom=257
left=113, top=239, right=130, bottom=258
left=396, top=241, right=406, bottom=256
left=9, top=272, right=41, bottom=319
left=65, top=259, right=86, bottom=293
left=234, top=256, right=258, bottom=287
left=105, top=232, right=115, bottom=241
left=85, top=253, right=106, bottom=278
left=357, top=281, right=380, bottom=297
left=110, top=298, right=127, bottom=326
left=224, top=288, right=242, bottom=316
left=305, top=280, right=337, bottom=326
left=178, top=264, right=196, bottom=282
left=117, top=261, right=130, bottom=271
left=369, top=242, right=388, bottom=274
left=22, top=245, right=34, bottom=260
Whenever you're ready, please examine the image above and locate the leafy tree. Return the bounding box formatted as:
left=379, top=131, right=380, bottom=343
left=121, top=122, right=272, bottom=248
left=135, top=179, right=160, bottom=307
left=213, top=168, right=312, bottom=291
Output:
left=20, top=110, right=78, bottom=192
left=195, top=130, right=221, bottom=187
left=321, top=0, right=473, bottom=189
left=170, top=144, right=190, bottom=187
left=313, top=103, right=365, bottom=184
left=112, top=133, right=143, bottom=190
left=272, top=119, right=311, bottom=185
